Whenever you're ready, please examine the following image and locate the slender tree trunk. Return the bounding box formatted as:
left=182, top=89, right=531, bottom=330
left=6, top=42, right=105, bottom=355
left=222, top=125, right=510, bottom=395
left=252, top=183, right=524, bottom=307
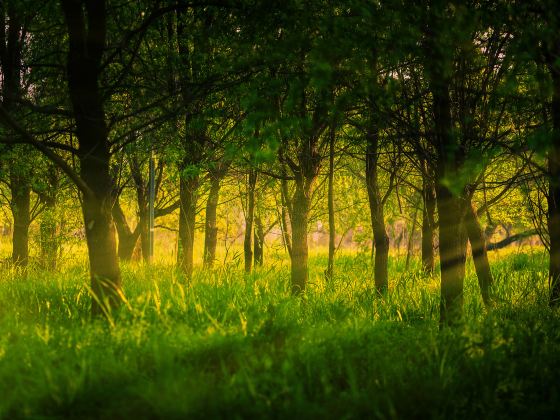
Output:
left=204, top=174, right=222, bottom=268
left=546, top=45, right=560, bottom=306
left=280, top=177, right=293, bottom=258
left=178, top=172, right=199, bottom=279
left=129, top=156, right=149, bottom=262
left=244, top=170, right=257, bottom=273
left=291, top=183, right=310, bottom=294
left=326, top=125, right=336, bottom=281
left=62, top=0, right=122, bottom=315
left=421, top=162, right=436, bottom=274
left=465, top=200, right=493, bottom=307
left=254, top=214, right=264, bottom=267
left=138, top=209, right=149, bottom=262
left=39, top=166, right=60, bottom=271
left=405, top=202, right=419, bottom=271
left=10, top=172, right=31, bottom=268
left=366, top=128, right=389, bottom=294
left=39, top=193, right=58, bottom=271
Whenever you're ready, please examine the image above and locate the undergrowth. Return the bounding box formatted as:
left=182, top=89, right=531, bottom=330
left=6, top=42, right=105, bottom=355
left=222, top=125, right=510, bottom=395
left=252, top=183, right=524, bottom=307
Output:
left=0, top=250, right=557, bottom=418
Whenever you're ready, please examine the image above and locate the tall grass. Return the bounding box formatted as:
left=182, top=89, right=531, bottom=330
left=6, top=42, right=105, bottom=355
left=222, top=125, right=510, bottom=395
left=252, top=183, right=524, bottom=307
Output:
left=0, top=250, right=558, bottom=418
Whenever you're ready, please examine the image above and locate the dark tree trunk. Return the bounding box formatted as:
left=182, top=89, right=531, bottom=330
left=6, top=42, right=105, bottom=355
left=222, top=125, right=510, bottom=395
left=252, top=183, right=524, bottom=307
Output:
left=1, top=5, right=29, bottom=269
left=203, top=173, right=222, bottom=268
left=10, top=172, right=30, bottom=268
left=254, top=214, right=264, bottom=267
left=62, top=0, right=122, bottom=315
left=290, top=183, right=310, bottom=294
left=326, top=125, right=336, bottom=281
left=430, top=71, right=468, bottom=325
left=546, top=46, right=560, bottom=306
left=465, top=201, right=493, bottom=307
left=178, top=171, right=199, bottom=279
left=244, top=170, right=257, bottom=273
left=112, top=199, right=141, bottom=262
left=366, top=128, right=389, bottom=294
left=425, top=11, right=469, bottom=325
left=421, top=161, right=436, bottom=274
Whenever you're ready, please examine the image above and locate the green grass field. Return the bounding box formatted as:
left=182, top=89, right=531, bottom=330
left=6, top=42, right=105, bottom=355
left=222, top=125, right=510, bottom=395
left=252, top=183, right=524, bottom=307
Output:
left=0, top=250, right=558, bottom=419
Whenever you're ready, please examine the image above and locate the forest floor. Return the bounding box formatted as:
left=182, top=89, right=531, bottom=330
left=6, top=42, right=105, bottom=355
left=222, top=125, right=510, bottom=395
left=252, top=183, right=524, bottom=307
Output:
left=0, top=250, right=558, bottom=418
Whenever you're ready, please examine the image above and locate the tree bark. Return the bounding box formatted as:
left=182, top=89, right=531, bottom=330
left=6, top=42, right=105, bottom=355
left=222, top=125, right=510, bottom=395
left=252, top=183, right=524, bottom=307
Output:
left=38, top=168, right=59, bottom=271
left=244, top=170, right=257, bottom=273
left=290, top=183, right=310, bottom=294
left=112, top=198, right=141, bottom=261
left=366, top=128, right=389, bottom=294
left=203, top=173, right=222, bottom=268
left=465, top=200, right=493, bottom=307
left=436, top=188, right=468, bottom=325
left=405, top=202, right=420, bottom=271
left=430, top=73, right=468, bottom=326
left=280, top=177, right=293, bottom=258
left=10, top=172, right=31, bottom=268
left=62, top=0, right=122, bottom=315
left=254, top=214, right=264, bottom=267
left=424, top=8, right=469, bottom=325
left=326, top=124, right=336, bottom=281
left=1, top=4, right=30, bottom=269
left=546, top=43, right=560, bottom=306
left=129, top=155, right=149, bottom=262
left=39, top=197, right=58, bottom=271
left=421, top=161, right=436, bottom=274
left=178, top=170, right=199, bottom=279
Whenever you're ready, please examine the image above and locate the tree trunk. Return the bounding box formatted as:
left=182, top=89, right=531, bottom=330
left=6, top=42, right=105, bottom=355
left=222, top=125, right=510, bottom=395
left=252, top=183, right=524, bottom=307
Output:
left=138, top=209, right=149, bottom=262
left=1, top=6, right=29, bottom=269
left=112, top=199, right=140, bottom=262
left=254, top=214, right=264, bottom=267
left=547, top=46, right=560, bottom=306
left=290, top=183, right=310, bottom=294
left=203, top=173, right=222, bottom=268
left=430, top=78, right=468, bottom=325
left=425, top=11, right=469, bottom=325
left=280, top=177, right=293, bottom=258
left=244, top=170, right=257, bottom=273
left=326, top=125, right=336, bottom=281
left=465, top=200, right=493, bottom=307
left=129, top=157, right=148, bottom=262
left=421, top=162, right=436, bottom=274
left=81, top=192, right=122, bottom=315
left=62, top=0, right=122, bottom=315
left=178, top=172, right=199, bottom=279
left=39, top=193, right=58, bottom=271
left=38, top=166, right=60, bottom=271
left=436, top=189, right=468, bottom=325
left=366, top=128, right=389, bottom=294
left=405, top=202, right=420, bottom=271
left=10, top=172, right=31, bottom=268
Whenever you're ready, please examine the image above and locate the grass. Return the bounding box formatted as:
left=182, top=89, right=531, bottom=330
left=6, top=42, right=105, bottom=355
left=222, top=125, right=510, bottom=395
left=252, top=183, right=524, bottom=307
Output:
left=0, top=249, right=558, bottom=418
